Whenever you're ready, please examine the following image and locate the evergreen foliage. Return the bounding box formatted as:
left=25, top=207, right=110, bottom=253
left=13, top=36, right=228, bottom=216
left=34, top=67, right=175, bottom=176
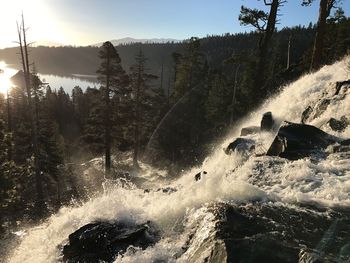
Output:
left=129, top=49, right=162, bottom=167
left=96, top=41, right=129, bottom=174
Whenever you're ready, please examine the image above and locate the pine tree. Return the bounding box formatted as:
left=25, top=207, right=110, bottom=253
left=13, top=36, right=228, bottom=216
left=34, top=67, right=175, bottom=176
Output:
left=239, top=0, right=285, bottom=97
left=17, top=16, right=46, bottom=213
left=96, top=41, right=129, bottom=176
left=0, top=118, right=29, bottom=225
left=205, top=71, right=231, bottom=125
left=82, top=88, right=105, bottom=155
left=173, top=37, right=204, bottom=101
left=302, top=0, right=341, bottom=70
left=129, top=49, right=159, bottom=168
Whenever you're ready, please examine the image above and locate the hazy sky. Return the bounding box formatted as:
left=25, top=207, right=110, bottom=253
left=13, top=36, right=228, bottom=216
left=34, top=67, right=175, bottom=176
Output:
left=1, top=0, right=349, bottom=48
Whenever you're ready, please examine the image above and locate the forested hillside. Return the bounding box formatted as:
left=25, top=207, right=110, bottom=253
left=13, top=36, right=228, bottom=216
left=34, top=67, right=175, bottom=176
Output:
left=0, top=25, right=317, bottom=78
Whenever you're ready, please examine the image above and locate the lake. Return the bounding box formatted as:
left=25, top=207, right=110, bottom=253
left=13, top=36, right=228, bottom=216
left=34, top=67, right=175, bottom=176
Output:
left=0, top=61, right=99, bottom=95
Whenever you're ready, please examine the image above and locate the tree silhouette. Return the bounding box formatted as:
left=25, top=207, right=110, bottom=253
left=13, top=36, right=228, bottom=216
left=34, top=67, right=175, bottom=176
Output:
left=97, top=41, right=128, bottom=176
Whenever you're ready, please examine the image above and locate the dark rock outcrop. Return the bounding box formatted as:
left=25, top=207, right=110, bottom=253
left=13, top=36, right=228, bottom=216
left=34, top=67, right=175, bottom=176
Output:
left=213, top=203, right=350, bottom=263
left=194, top=171, right=207, bottom=181
left=328, top=116, right=349, bottom=132
left=267, top=121, right=341, bottom=160
left=301, top=106, right=313, bottom=124
left=224, top=138, right=255, bottom=155
left=143, top=186, right=177, bottom=194
left=335, top=79, right=350, bottom=95
left=301, top=80, right=349, bottom=124
left=311, top=99, right=331, bottom=120
left=327, top=143, right=350, bottom=154
left=240, top=112, right=276, bottom=137
left=62, top=221, right=159, bottom=262
left=261, top=112, right=274, bottom=131
left=341, top=139, right=350, bottom=146
left=156, top=186, right=177, bottom=194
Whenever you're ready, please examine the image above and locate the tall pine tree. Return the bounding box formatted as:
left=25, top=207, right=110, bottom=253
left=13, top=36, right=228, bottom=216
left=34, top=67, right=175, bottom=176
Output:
left=129, top=49, right=159, bottom=168
left=96, top=41, right=128, bottom=176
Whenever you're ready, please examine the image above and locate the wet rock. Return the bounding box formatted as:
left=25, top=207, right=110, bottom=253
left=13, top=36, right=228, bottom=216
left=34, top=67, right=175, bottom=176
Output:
left=326, top=143, right=350, bottom=154
left=335, top=79, right=350, bottom=95
left=310, top=99, right=331, bottom=120
left=301, top=106, right=313, bottom=124
left=267, top=121, right=340, bottom=160
left=185, top=238, right=227, bottom=263
left=328, top=116, right=349, bottom=132
left=194, top=171, right=207, bottom=181
left=62, top=221, right=159, bottom=263
left=156, top=187, right=177, bottom=194
left=144, top=187, right=177, bottom=194
left=341, top=139, right=350, bottom=146
left=301, top=80, right=350, bottom=124
left=194, top=172, right=201, bottom=181
left=303, top=99, right=332, bottom=123
left=240, top=126, right=260, bottom=136
left=261, top=112, right=274, bottom=131
left=225, top=138, right=255, bottom=155
left=212, top=203, right=350, bottom=263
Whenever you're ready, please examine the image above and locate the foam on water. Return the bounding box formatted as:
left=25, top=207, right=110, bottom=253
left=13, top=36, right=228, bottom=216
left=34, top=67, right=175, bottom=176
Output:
left=8, top=58, right=350, bottom=262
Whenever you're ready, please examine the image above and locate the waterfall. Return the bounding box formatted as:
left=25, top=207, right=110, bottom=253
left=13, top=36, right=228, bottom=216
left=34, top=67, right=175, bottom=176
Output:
left=7, top=58, right=350, bottom=263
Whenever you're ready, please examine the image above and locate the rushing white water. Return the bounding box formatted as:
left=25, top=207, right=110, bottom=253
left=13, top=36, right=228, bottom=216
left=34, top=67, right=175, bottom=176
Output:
left=7, top=58, right=350, bottom=263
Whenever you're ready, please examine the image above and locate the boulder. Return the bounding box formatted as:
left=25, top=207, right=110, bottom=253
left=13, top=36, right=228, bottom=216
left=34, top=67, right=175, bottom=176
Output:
left=326, top=143, right=350, bottom=154
left=261, top=112, right=274, bottom=131
left=62, top=221, right=159, bottom=262
left=328, top=116, right=349, bottom=132
left=224, top=138, right=255, bottom=155
left=326, top=138, right=350, bottom=154
left=144, top=187, right=177, bottom=194
left=341, top=139, right=350, bottom=146
left=240, top=126, right=260, bottom=136
left=156, top=187, right=177, bottom=194
left=301, top=80, right=350, bottom=124
left=311, top=99, right=331, bottom=120
left=211, top=203, right=350, bottom=263
left=266, top=121, right=340, bottom=160
left=335, top=79, right=350, bottom=95
left=194, top=171, right=207, bottom=181
left=301, top=106, right=313, bottom=124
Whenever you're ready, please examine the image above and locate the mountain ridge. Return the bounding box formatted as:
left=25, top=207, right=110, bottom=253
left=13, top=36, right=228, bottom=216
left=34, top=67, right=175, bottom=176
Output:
left=92, top=37, right=181, bottom=47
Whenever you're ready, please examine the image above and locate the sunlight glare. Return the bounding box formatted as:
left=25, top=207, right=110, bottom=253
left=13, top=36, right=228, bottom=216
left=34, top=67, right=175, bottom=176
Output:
left=0, top=62, right=15, bottom=95
left=0, top=74, right=12, bottom=95
left=0, top=0, right=66, bottom=48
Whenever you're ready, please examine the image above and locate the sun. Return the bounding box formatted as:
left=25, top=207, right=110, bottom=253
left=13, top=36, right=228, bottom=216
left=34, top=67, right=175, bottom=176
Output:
left=0, top=74, right=12, bottom=95
left=0, top=62, right=16, bottom=95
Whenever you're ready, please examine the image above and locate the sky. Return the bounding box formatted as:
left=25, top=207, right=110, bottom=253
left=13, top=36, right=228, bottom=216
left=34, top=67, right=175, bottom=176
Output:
left=0, top=0, right=349, bottom=48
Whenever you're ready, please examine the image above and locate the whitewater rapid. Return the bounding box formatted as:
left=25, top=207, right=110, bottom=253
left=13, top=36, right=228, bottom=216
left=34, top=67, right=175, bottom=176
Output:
left=7, top=58, right=350, bottom=263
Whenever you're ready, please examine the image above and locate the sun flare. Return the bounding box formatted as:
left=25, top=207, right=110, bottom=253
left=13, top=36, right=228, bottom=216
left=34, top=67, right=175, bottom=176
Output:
left=0, top=74, right=12, bottom=95
left=0, top=62, right=16, bottom=95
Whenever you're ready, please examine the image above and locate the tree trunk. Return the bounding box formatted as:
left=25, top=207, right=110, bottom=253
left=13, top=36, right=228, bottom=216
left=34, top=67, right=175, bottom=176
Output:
left=104, top=55, right=111, bottom=176
left=167, top=76, right=171, bottom=108
left=32, top=76, right=44, bottom=212
left=230, top=65, right=240, bottom=125
left=255, top=0, right=279, bottom=97
left=310, top=0, right=328, bottom=70
left=6, top=91, right=12, bottom=161
left=160, top=62, right=164, bottom=90
left=287, top=35, right=291, bottom=70
left=133, top=65, right=142, bottom=169
left=19, top=16, right=46, bottom=214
